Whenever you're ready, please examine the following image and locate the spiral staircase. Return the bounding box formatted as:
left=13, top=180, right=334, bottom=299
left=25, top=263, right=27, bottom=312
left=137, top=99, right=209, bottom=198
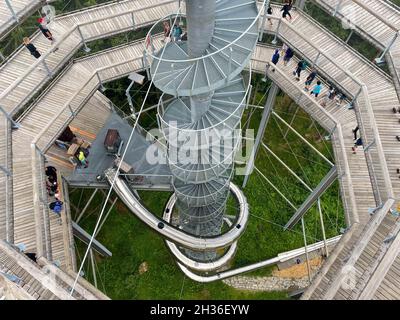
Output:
left=146, top=0, right=260, bottom=262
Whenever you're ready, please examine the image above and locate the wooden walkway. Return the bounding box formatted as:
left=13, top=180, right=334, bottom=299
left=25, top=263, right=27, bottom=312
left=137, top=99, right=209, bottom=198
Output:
left=0, top=0, right=51, bottom=40
left=313, top=0, right=400, bottom=99
left=11, top=36, right=162, bottom=271
left=260, top=4, right=400, bottom=299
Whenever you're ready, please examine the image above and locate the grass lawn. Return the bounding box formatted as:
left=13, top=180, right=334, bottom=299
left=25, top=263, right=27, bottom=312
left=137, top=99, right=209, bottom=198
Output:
left=71, top=74, right=345, bottom=299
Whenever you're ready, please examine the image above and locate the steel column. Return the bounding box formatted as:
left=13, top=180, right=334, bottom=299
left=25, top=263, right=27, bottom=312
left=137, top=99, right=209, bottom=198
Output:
left=242, top=83, right=279, bottom=188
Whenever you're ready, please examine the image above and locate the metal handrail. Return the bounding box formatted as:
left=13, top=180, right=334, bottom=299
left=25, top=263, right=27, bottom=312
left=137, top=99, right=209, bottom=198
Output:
left=265, top=13, right=394, bottom=202
left=144, top=0, right=266, bottom=63
left=31, top=52, right=146, bottom=147
left=334, top=0, right=399, bottom=33
left=0, top=0, right=179, bottom=116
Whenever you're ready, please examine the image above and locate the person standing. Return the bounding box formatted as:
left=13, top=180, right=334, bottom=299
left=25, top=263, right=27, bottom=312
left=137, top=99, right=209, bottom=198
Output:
left=172, top=23, right=182, bottom=42
left=271, top=49, right=280, bottom=72
left=310, top=80, right=322, bottom=98
left=304, top=69, right=317, bottom=91
left=78, top=150, right=89, bottom=168
left=162, top=21, right=171, bottom=42
left=283, top=47, right=294, bottom=66
left=23, top=37, right=41, bottom=59
left=293, top=59, right=306, bottom=80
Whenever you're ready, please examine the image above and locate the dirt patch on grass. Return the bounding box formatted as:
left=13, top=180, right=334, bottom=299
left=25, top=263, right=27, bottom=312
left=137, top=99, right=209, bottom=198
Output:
left=272, top=257, right=322, bottom=278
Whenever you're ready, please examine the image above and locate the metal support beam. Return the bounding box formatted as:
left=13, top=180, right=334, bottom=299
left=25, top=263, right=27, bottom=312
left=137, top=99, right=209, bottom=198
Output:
left=242, top=83, right=279, bottom=188
left=77, top=26, right=91, bottom=53
left=375, top=32, right=399, bottom=65
left=317, top=198, right=329, bottom=257
left=95, top=197, right=118, bottom=237
left=5, top=0, right=18, bottom=22
left=90, top=249, right=98, bottom=288
left=258, top=0, right=269, bottom=41
left=72, top=222, right=112, bottom=257
left=285, top=166, right=338, bottom=230
left=301, top=218, right=312, bottom=284
left=76, top=189, right=98, bottom=223
left=345, top=29, right=354, bottom=43
left=0, top=106, right=20, bottom=129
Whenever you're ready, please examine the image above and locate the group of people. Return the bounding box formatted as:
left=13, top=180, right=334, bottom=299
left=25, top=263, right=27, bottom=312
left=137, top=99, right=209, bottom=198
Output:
left=23, top=14, right=57, bottom=60
left=268, top=42, right=363, bottom=155
left=45, top=166, right=64, bottom=215
left=163, top=21, right=186, bottom=43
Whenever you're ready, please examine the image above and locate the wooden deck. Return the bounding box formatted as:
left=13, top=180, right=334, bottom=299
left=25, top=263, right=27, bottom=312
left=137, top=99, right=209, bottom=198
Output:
left=0, top=0, right=52, bottom=40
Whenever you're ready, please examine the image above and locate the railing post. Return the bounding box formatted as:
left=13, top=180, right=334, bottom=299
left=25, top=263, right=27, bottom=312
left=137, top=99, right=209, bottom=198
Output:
left=68, top=104, right=76, bottom=117
left=364, top=139, right=376, bottom=152
left=77, top=26, right=91, bottom=53
left=5, top=0, right=18, bottom=22
left=258, top=0, right=269, bottom=41
left=375, top=31, right=399, bottom=64
left=271, top=19, right=281, bottom=45
left=227, top=47, right=233, bottom=82
left=142, top=50, right=151, bottom=79
left=96, top=72, right=106, bottom=92
left=0, top=51, right=5, bottom=62
left=131, top=12, right=135, bottom=29
left=313, top=52, right=321, bottom=67
left=42, top=59, right=52, bottom=77
left=333, top=0, right=343, bottom=17
left=0, top=106, right=20, bottom=129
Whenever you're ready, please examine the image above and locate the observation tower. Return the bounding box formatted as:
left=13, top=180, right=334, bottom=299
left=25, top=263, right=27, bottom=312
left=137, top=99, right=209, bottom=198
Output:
left=146, top=0, right=260, bottom=264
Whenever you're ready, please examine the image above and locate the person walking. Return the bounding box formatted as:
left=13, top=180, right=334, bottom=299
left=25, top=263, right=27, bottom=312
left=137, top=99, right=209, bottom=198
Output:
left=162, top=21, right=171, bottom=42
left=172, top=23, right=182, bottom=42
left=271, top=49, right=280, bottom=71
left=78, top=150, right=89, bottom=168
left=310, top=81, right=322, bottom=98
left=281, top=2, right=293, bottom=21
left=267, top=5, right=273, bottom=26
left=304, top=69, right=317, bottom=91
left=283, top=47, right=294, bottom=66
left=23, top=37, right=41, bottom=59
left=352, top=137, right=363, bottom=154
left=352, top=126, right=359, bottom=141
left=293, top=59, right=306, bottom=80
left=38, top=17, right=55, bottom=44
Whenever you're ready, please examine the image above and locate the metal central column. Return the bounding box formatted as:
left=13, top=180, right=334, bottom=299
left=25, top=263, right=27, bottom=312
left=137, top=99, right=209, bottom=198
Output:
left=186, top=0, right=216, bottom=121
left=186, top=0, right=216, bottom=58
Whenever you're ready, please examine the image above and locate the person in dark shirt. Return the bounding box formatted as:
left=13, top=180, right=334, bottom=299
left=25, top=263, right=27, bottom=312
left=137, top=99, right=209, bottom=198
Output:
left=281, top=2, right=293, bottom=21
left=23, top=37, right=41, bottom=59
left=267, top=5, right=273, bottom=26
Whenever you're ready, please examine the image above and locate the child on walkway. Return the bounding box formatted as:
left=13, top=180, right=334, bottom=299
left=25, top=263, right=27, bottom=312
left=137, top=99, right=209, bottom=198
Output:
left=281, top=3, right=292, bottom=21
left=310, top=81, right=322, bottom=98
left=78, top=150, right=89, bottom=168
left=38, top=17, right=55, bottom=44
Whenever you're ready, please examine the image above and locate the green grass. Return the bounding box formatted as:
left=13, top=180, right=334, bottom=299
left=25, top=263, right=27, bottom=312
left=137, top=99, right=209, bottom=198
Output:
left=71, top=75, right=345, bottom=299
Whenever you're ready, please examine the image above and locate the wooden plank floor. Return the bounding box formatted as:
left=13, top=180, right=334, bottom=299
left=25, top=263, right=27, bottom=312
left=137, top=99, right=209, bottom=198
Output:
left=11, top=36, right=162, bottom=272
left=0, top=0, right=46, bottom=39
